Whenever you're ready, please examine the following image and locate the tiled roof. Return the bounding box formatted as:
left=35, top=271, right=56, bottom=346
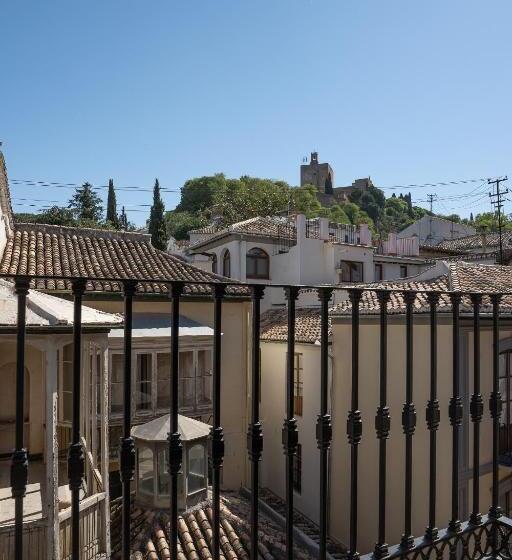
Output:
left=111, top=494, right=312, bottom=560
left=0, top=152, right=14, bottom=233
left=261, top=307, right=329, bottom=345
left=0, top=223, right=246, bottom=296
left=437, top=231, right=512, bottom=252
left=189, top=217, right=296, bottom=249
left=330, top=262, right=512, bottom=316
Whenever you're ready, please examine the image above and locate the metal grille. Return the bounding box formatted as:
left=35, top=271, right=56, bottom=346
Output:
left=4, top=272, right=512, bottom=560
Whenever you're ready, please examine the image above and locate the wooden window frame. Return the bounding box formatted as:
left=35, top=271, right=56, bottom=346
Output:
left=374, top=263, right=383, bottom=282
left=246, top=247, right=270, bottom=280
left=339, top=261, right=364, bottom=283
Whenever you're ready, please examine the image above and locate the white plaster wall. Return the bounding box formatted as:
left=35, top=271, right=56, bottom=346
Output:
left=333, top=245, right=374, bottom=283
left=373, top=261, right=425, bottom=282
left=398, top=217, right=476, bottom=245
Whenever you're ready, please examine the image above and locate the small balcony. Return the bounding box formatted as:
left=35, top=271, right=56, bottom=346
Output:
left=2, top=271, right=512, bottom=559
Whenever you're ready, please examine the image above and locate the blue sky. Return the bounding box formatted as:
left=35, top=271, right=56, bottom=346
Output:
left=1, top=1, right=511, bottom=225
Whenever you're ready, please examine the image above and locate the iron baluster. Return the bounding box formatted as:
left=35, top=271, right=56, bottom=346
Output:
left=469, top=294, right=483, bottom=526
left=347, top=289, right=363, bottom=560
left=69, top=278, right=86, bottom=560
left=119, top=280, right=137, bottom=560
left=374, top=291, right=391, bottom=558
left=317, top=287, right=333, bottom=560
left=489, top=294, right=503, bottom=520
left=401, top=291, right=416, bottom=550
left=448, top=293, right=463, bottom=533
left=425, top=292, right=440, bottom=541
left=248, top=285, right=265, bottom=560
left=11, top=277, right=30, bottom=560
left=169, top=282, right=184, bottom=560
left=210, top=284, right=226, bottom=560
left=282, top=286, right=299, bottom=560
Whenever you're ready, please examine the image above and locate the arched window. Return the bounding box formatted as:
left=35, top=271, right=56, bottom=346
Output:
left=211, top=253, right=217, bottom=274
left=246, top=248, right=269, bottom=279
left=223, top=250, right=231, bottom=278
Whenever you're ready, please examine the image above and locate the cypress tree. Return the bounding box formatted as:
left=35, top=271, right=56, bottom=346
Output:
left=120, top=206, right=128, bottom=230
left=148, top=178, right=167, bottom=250
left=106, top=179, right=119, bottom=228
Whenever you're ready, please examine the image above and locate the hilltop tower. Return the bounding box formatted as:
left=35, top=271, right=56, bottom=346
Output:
left=300, top=152, right=334, bottom=195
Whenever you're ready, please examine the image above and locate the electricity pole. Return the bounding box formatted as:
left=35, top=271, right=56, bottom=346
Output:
left=488, top=176, right=509, bottom=264
left=427, top=193, right=437, bottom=244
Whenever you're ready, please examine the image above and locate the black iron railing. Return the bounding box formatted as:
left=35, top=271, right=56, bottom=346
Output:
left=4, top=272, right=512, bottom=560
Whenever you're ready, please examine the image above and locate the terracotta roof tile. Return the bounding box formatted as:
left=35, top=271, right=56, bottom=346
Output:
left=111, top=494, right=313, bottom=560
left=261, top=307, right=329, bottom=345
left=1, top=223, right=248, bottom=296
left=437, top=231, right=512, bottom=252
left=331, top=262, right=512, bottom=316
left=189, top=217, right=296, bottom=250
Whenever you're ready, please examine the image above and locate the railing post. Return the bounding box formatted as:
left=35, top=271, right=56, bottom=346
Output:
left=425, top=292, right=440, bottom=541
left=448, top=293, right=463, bottom=534
left=119, top=280, right=137, bottom=560
left=469, top=294, right=483, bottom=526
left=282, top=286, right=299, bottom=560
left=69, top=278, right=87, bottom=560
left=316, top=287, right=333, bottom=560
left=401, top=291, right=416, bottom=550
left=247, top=285, right=265, bottom=560
left=210, top=283, right=226, bottom=560
left=374, top=290, right=391, bottom=559
left=168, top=281, right=184, bottom=560
left=347, top=289, right=362, bottom=560
left=11, top=277, right=30, bottom=560
left=490, top=294, right=503, bottom=522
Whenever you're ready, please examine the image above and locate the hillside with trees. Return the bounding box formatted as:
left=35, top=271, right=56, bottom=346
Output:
left=165, top=174, right=442, bottom=240
left=13, top=174, right=507, bottom=247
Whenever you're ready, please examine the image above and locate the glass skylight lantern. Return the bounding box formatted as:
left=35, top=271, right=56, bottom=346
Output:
left=132, top=414, right=210, bottom=510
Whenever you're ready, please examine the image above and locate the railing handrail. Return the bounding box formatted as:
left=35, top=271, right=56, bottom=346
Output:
left=0, top=271, right=512, bottom=296
left=57, top=492, right=106, bottom=523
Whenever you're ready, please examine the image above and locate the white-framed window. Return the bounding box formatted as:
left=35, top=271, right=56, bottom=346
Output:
left=58, top=343, right=73, bottom=424
left=156, top=353, right=171, bottom=410
left=135, top=354, right=153, bottom=412
left=111, top=354, right=124, bottom=416
left=110, top=347, right=213, bottom=417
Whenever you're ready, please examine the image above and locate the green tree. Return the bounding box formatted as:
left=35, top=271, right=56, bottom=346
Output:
left=349, top=185, right=386, bottom=224
left=212, top=176, right=290, bottom=224
left=68, top=183, right=103, bottom=223
left=165, top=210, right=208, bottom=240
left=14, top=206, right=76, bottom=226
left=106, top=179, right=119, bottom=228
left=148, top=179, right=167, bottom=250
left=177, top=174, right=227, bottom=213
left=328, top=204, right=350, bottom=224
left=290, top=184, right=322, bottom=217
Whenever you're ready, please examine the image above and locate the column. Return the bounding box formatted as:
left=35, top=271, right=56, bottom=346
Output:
left=45, top=340, right=60, bottom=559
left=100, top=341, right=111, bottom=556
